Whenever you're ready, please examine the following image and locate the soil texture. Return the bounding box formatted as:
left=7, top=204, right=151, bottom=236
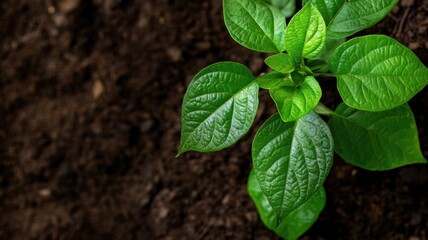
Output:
left=1, top=0, right=428, bottom=239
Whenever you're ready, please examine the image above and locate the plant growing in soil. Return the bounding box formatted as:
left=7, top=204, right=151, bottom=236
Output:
left=178, top=0, right=428, bottom=238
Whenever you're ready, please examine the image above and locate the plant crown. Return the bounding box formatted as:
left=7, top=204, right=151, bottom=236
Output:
left=178, top=0, right=428, bottom=238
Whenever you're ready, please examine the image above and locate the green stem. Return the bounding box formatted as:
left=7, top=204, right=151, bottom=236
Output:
left=314, top=103, right=335, bottom=116
left=316, top=73, right=336, bottom=78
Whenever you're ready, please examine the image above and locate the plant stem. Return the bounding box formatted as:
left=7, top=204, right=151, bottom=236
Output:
left=316, top=73, right=336, bottom=78
left=314, top=103, right=335, bottom=116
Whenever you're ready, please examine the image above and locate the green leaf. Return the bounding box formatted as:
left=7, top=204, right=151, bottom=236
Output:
left=252, top=112, right=333, bottom=220
left=265, top=53, right=295, bottom=73
left=247, top=169, right=278, bottom=228
left=290, top=71, right=306, bottom=85
left=306, top=0, right=343, bottom=25
left=248, top=169, right=326, bottom=240
left=306, top=59, right=329, bottom=73
left=329, top=35, right=428, bottom=111
left=223, top=0, right=287, bottom=53
left=314, top=37, right=345, bottom=60
left=284, top=2, right=326, bottom=62
left=275, top=186, right=325, bottom=239
left=328, top=103, right=426, bottom=170
left=308, top=0, right=398, bottom=39
left=256, top=71, right=294, bottom=89
left=178, top=62, right=259, bottom=155
left=307, top=38, right=345, bottom=73
left=270, top=76, right=322, bottom=122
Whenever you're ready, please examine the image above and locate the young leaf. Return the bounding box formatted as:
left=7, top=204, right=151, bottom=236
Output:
left=252, top=112, right=333, bottom=220
left=256, top=71, right=294, bottom=89
left=329, top=35, right=428, bottom=111
left=284, top=2, right=326, bottom=62
left=264, top=53, right=295, bottom=74
left=270, top=76, right=322, bottom=122
left=178, top=62, right=259, bottom=155
left=248, top=169, right=327, bottom=240
left=328, top=103, right=427, bottom=170
left=308, top=0, right=398, bottom=39
left=223, top=0, right=287, bottom=53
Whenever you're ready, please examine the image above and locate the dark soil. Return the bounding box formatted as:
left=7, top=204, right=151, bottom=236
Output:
left=0, top=0, right=427, bottom=239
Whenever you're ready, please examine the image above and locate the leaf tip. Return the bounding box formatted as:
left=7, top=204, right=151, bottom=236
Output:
left=176, top=146, right=187, bottom=157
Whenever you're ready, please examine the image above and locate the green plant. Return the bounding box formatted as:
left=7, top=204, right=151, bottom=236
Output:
left=178, top=0, right=428, bottom=238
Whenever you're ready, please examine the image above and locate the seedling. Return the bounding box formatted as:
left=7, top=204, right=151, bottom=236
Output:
left=178, top=0, right=428, bottom=238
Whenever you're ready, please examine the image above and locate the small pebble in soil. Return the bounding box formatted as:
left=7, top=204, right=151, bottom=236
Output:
left=58, top=0, right=80, bottom=13
left=92, top=80, right=104, bottom=99
left=137, top=16, right=149, bottom=29
left=38, top=189, right=51, bottom=198
left=158, top=207, right=169, bottom=219
left=53, top=14, right=67, bottom=27
left=166, top=47, right=182, bottom=62
left=196, top=41, right=211, bottom=50
left=392, top=6, right=400, bottom=14
left=159, top=17, right=166, bottom=24
left=141, top=119, right=154, bottom=133
left=336, top=170, right=346, bottom=179
left=245, top=212, right=257, bottom=222
left=409, top=42, right=420, bottom=50
left=47, top=6, right=56, bottom=14
left=222, top=195, right=230, bottom=205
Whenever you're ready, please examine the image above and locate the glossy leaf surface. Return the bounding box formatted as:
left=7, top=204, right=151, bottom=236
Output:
left=256, top=71, right=294, bottom=89
left=270, top=76, right=322, bottom=122
left=179, top=62, right=259, bottom=154
left=265, top=53, right=295, bottom=74
left=329, top=103, right=426, bottom=170
left=252, top=112, right=333, bottom=220
left=248, top=169, right=326, bottom=240
left=309, top=0, right=398, bottom=39
left=306, top=0, right=343, bottom=25
left=224, top=0, right=287, bottom=52
left=329, top=35, right=428, bottom=111
left=313, top=37, right=345, bottom=60
left=284, top=2, right=326, bottom=62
